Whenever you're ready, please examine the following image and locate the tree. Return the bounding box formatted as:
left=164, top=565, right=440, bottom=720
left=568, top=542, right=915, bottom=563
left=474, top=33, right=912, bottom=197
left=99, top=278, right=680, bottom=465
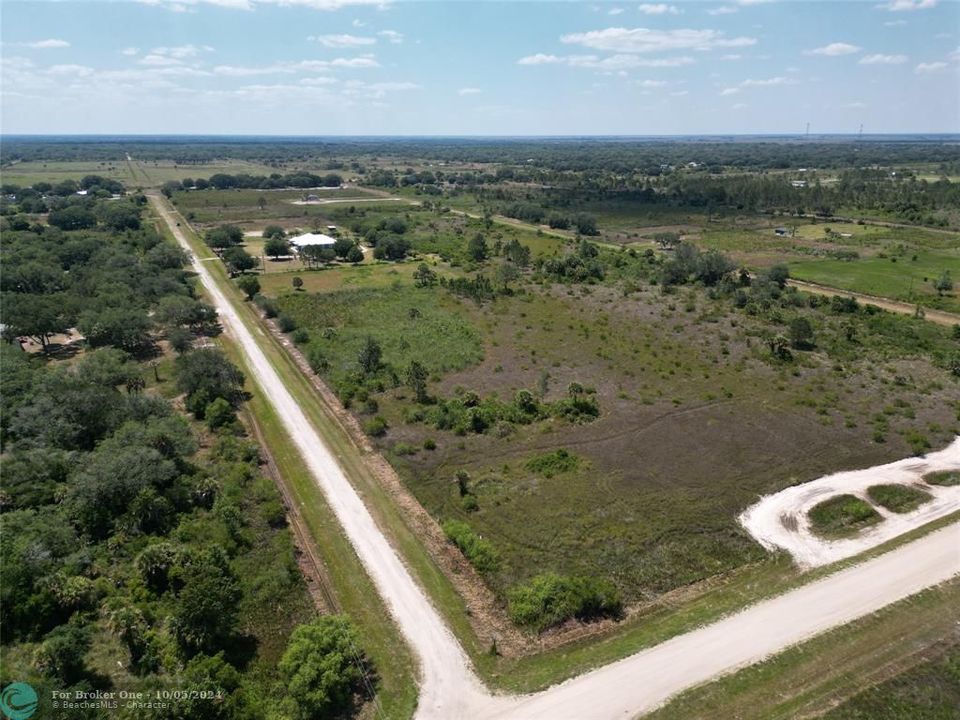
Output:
left=345, top=245, right=364, bottom=264
left=495, top=261, right=520, bottom=291
left=934, top=270, right=953, bottom=296
left=788, top=316, right=815, bottom=349
left=413, top=263, right=437, bottom=288
left=279, top=616, right=368, bottom=720
left=175, top=349, right=245, bottom=410
left=262, top=224, right=285, bottom=240
left=358, top=337, right=382, bottom=375
left=406, top=360, right=429, bottom=403
left=766, top=264, right=790, bottom=289
left=292, top=276, right=304, bottom=291
left=222, top=246, right=256, bottom=275
left=300, top=244, right=337, bottom=268
left=34, top=625, right=90, bottom=683
left=467, top=233, right=488, bottom=262
left=205, top=397, right=235, bottom=430
left=171, top=547, right=241, bottom=653
left=264, top=236, right=290, bottom=260
left=236, top=274, right=260, bottom=300
left=205, top=225, right=243, bottom=250
left=48, top=206, right=97, bottom=231
left=1, top=293, right=71, bottom=349
left=332, top=236, right=355, bottom=258
left=694, top=250, right=736, bottom=286
left=78, top=306, right=152, bottom=354
left=97, top=202, right=141, bottom=231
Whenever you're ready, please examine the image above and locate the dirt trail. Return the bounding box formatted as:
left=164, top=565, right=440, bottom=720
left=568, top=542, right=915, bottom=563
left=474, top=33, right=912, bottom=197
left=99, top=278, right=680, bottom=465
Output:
left=787, top=279, right=960, bottom=327
left=740, top=438, right=960, bottom=568
left=152, top=194, right=960, bottom=720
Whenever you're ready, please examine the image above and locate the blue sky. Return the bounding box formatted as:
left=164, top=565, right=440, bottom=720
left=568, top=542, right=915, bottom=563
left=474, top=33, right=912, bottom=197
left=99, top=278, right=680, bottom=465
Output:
left=1, top=0, right=958, bottom=135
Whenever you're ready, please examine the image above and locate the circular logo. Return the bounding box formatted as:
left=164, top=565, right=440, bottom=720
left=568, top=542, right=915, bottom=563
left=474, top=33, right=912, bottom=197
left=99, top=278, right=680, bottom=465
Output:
left=0, top=683, right=38, bottom=720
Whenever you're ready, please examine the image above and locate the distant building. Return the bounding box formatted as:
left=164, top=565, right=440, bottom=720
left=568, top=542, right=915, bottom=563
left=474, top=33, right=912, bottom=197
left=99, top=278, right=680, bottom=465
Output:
left=774, top=227, right=789, bottom=236
left=326, top=225, right=338, bottom=233
left=289, top=232, right=336, bottom=250
left=791, top=180, right=807, bottom=188
left=305, top=194, right=320, bottom=201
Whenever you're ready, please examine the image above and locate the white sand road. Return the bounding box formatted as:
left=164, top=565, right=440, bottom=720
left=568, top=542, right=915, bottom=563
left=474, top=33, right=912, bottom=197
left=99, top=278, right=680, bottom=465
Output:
left=740, top=439, right=960, bottom=568
left=153, top=194, right=960, bottom=720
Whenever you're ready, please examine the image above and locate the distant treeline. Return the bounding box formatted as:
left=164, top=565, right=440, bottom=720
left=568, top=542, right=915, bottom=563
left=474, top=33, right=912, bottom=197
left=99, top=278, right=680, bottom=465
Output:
left=161, top=171, right=343, bottom=195
left=4, top=137, right=960, bottom=172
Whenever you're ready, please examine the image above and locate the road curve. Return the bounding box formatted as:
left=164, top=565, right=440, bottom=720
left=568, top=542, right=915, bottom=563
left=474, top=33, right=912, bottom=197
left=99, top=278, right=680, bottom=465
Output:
left=152, top=195, right=960, bottom=720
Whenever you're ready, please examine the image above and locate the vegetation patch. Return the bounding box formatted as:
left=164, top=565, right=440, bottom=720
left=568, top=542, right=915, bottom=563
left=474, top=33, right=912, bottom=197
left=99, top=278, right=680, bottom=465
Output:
left=525, top=449, right=581, bottom=478
left=808, top=494, right=883, bottom=538
left=865, top=484, right=933, bottom=514
left=923, top=470, right=960, bottom=487
left=507, top=573, right=622, bottom=633
left=441, top=519, right=501, bottom=574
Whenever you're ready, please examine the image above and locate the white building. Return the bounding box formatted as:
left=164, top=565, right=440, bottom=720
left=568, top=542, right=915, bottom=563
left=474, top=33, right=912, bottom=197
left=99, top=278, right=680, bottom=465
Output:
left=289, top=232, right=336, bottom=251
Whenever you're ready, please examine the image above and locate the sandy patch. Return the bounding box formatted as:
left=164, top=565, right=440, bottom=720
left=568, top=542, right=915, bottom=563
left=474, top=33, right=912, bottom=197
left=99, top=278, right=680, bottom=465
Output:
left=740, top=437, right=960, bottom=568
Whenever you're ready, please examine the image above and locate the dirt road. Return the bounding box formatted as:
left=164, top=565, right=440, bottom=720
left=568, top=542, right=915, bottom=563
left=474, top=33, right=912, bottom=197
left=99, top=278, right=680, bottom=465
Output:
left=152, top=194, right=960, bottom=719
left=787, top=279, right=960, bottom=327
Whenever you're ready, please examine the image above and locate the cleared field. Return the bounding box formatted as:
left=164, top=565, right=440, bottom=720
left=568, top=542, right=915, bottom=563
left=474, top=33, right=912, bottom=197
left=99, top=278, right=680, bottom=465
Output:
left=3, top=158, right=279, bottom=187
left=270, top=266, right=960, bottom=602
left=171, top=187, right=398, bottom=228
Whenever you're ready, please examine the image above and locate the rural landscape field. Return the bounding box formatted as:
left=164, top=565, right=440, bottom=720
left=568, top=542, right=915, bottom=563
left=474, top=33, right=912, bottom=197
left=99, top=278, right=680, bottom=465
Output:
left=2, top=1, right=959, bottom=719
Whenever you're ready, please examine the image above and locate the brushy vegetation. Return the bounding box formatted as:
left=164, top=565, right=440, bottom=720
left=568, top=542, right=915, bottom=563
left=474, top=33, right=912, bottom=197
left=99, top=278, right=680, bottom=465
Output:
left=525, top=449, right=581, bottom=478
left=441, top=520, right=500, bottom=574
left=865, top=484, right=933, bottom=514
left=807, top=495, right=883, bottom=538
left=507, top=573, right=622, bottom=633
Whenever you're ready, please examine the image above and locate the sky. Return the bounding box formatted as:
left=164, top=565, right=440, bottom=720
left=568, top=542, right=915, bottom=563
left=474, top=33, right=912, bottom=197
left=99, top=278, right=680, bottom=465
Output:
left=1, top=0, right=958, bottom=135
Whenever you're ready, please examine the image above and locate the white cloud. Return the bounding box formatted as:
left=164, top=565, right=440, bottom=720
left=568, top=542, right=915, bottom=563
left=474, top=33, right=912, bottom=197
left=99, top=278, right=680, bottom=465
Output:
left=121, top=47, right=140, bottom=56
left=806, top=42, right=861, bottom=56
left=877, top=0, right=937, bottom=11
left=212, top=55, right=379, bottom=76
left=731, top=102, right=747, bottom=109
left=24, top=39, right=71, bottom=49
left=636, top=79, right=668, bottom=87
left=859, top=53, right=908, bottom=64
left=560, top=27, right=757, bottom=53
left=458, top=87, right=481, bottom=95
left=309, top=34, right=376, bottom=47
left=720, top=87, right=740, bottom=95
left=608, top=7, right=624, bottom=15
left=637, top=4, right=680, bottom=15
left=741, top=76, right=788, bottom=85
left=720, top=53, right=742, bottom=60
left=843, top=101, right=867, bottom=108
left=342, top=79, right=419, bottom=99
left=352, top=18, right=366, bottom=27
left=884, top=19, right=908, bottom=25
left=915, top=61, right=947, bottom=72
left=377, top=30, right=404, bottom=44
left=707, top=6, right=737, bottom=15
left=517, top=52, right=694, bottom=70
left=670, top=89, right=689, bottom=96
left=517, top=53, right=563, bottom=65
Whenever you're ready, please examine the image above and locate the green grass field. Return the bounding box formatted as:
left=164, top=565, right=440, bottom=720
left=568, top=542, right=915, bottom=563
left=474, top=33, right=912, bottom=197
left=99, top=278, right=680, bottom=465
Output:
left=3, top=159, right=280, bottom=188
left=789, top=250, right=960, bottom=312
left=808, top=495, right=883, bottom=538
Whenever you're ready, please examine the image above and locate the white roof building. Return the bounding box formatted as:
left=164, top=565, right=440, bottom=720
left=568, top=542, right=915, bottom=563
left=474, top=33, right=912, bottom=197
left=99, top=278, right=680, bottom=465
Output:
left=289, top=232, right=336, bottom=249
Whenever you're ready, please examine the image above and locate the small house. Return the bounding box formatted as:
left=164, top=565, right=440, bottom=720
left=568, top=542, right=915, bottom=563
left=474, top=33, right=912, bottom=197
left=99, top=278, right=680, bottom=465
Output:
left=289, top=233, right=336, bottom=251
left=774, top=227, right=789, bottom=237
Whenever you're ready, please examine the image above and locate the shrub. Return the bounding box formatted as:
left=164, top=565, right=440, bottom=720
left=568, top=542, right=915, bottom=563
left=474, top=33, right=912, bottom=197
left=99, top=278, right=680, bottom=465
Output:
left=363, top=416, right=388, bottom=437
left=277, top=314, right=297, bottom=333
left=291, top=328, right=310, bottom=345
left=423, top=438, right=437, bottom=451
left=306, top=344, right=328, bottom=374
left=507, top=573, right=622, bottom=632
left=205, top=397, right=235, bottom=430
left=442, top=519, right=499, bottom=573
left=525, top=449, right=580, bottom=478
left=392, top=442, right=416, bottom=456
